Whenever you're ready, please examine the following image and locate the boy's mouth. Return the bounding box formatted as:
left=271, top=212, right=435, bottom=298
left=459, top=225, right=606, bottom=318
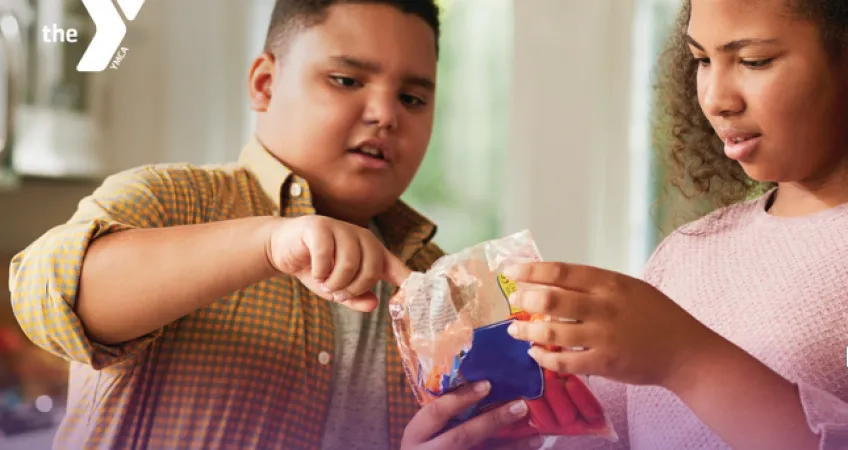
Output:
left=349, top=145, right=387, bottom=161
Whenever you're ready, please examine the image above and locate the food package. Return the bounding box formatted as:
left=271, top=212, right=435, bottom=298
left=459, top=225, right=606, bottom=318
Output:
left=389, top=230, right=617, bottom=442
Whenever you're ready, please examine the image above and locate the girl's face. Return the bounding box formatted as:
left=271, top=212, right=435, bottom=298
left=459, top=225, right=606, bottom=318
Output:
left=688, top=0, right=848, bottom=185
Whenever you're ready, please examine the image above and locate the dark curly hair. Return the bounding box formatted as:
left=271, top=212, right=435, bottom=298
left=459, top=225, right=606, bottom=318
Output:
left=263, top=0, right=441, bottom=57
left=652, top=0, right=848, bottom=226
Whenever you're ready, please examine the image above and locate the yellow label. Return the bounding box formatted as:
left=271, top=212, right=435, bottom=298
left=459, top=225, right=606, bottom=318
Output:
left=497, top=273, right=521, bottom=314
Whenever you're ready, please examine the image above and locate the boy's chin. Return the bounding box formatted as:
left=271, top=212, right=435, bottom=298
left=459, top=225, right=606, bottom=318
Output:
left=316, top=186, right=403, bottom=222
left=345, top=176, right=406, bottom=199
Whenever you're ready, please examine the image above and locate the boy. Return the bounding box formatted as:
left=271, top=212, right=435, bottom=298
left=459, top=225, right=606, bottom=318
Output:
left=8, top=1, right=529, bottom=449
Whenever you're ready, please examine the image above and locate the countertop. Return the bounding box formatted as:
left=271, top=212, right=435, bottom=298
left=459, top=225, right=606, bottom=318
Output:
left=0, top=177, right=101, bottom=254
left=1, top=427, right=57, bottom=450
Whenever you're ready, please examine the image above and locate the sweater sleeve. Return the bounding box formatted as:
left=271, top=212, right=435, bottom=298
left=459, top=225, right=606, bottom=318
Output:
left=637, top=227, right=848, bottom=448
left=796, top=381, right=848, bottom=448
left=640, top=229, right=679, bottom=290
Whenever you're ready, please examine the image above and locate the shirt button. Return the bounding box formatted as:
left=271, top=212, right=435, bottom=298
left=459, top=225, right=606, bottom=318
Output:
left=290, top=183, right=303, bottom=198
left=318, top=351, right=331, bottom=365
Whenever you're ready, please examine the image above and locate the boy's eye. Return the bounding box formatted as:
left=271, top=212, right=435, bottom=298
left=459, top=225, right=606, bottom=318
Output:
left=400, top=94, right=427, bottom=108
left=329, top=75, right=362, bottom=88
left=741, top=58, right=774, bottom=69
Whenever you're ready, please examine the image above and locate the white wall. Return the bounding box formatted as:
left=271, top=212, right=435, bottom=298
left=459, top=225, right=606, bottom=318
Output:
left=505, top=0, right=638, bottom=274
left=160, top=0, right=250, bottom=164
left=97, top=0, right=252, bottom=170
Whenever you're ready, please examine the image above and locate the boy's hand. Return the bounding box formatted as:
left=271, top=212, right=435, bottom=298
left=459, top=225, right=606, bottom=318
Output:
left=401, top=382, right=533, bottom=450
left=268, top=215, right=411, bottom=312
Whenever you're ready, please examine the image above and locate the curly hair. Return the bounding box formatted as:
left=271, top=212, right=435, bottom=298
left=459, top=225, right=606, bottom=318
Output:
left=652, top=0, right=848, bottom=226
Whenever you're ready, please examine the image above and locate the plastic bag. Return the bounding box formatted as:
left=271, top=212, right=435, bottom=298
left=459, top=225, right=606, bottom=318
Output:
left=389, top=230, right=617, bottom=442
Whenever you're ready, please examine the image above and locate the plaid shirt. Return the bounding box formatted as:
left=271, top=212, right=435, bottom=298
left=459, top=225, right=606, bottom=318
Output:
left=9, top=137, right=444, bottom=449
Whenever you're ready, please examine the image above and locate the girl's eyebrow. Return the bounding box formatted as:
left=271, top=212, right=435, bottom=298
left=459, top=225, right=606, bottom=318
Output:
left=685, top=34, right=780, bottom=52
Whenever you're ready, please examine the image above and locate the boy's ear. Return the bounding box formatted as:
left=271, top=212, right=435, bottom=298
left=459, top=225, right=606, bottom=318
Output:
left=248, top=52, right=277, bottom=112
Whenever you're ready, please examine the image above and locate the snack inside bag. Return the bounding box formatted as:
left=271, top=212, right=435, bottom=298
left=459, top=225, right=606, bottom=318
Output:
left=389, top=230, right=617, bottom=441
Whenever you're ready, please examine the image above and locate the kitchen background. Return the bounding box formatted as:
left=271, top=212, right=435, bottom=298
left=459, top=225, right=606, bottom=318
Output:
left=0, top=0, right=682, bottom=447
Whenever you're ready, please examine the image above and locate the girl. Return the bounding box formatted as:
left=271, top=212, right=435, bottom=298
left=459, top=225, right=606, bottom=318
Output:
left=505, top=0, right=848, bottom=449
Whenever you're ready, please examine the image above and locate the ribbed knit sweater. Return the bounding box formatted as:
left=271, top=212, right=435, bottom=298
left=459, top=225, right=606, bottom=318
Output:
left=556, top=190, right=848, bottom=449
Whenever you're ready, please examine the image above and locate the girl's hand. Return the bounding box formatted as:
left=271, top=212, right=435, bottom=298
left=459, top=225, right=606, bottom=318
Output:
left=401, top=382, right=532, bottom=450
left=503, top=262, right=720, bottom=389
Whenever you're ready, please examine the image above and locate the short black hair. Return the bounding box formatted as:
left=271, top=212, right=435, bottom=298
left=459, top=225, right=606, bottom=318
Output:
left=263, top=0, right=441, bottom=56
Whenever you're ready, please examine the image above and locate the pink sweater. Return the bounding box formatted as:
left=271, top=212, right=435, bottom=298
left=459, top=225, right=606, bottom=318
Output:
left=555, top=190, right=848, bottom=449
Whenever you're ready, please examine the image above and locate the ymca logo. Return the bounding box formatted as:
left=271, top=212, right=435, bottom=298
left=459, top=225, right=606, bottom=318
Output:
left=77, top=0, right=146, bottom=72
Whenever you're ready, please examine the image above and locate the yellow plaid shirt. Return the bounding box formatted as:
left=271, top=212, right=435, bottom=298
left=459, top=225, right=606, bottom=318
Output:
left=9, top=137, right=444, bottom=449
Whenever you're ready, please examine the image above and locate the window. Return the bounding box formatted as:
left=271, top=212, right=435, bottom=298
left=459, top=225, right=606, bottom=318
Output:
left=628, top=0, right=680, bottom=267
left=402, top=0, right=512, bottom=253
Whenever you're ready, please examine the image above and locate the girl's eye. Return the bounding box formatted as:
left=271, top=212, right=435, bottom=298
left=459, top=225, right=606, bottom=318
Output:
left=694, top=57, right=710, bottom=67
left=741, top=58, right=774, bottom=69
left=329, top=75, right=362, bottom=88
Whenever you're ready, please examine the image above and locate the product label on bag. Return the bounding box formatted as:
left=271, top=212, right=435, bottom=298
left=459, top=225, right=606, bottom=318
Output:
left=497, top=273, right=522, bottom=314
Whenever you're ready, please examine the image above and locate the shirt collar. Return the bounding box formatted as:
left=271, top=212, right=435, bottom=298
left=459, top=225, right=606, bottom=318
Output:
left=238, top=135, right=438, bottom=260
left=238, top=135, right=293, bottom=211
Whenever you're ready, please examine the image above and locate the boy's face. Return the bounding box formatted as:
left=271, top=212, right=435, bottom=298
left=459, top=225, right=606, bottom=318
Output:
left=249, top=3, right=437, bottom=225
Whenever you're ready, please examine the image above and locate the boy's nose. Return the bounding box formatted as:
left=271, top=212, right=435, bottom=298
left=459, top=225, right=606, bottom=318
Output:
left=362, top=95, right=399, bottom=130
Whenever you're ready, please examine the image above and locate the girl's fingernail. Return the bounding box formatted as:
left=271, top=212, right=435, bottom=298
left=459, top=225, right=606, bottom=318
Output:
left=527, top=347, right=539, bottom=359
left=503, top=266, right=519, bottom=279
left=509, top=293, right=519, bottom=306
left=507, top=323, right=519, bottom=336
left=528, top=435, right=544, bottom=448
left=332, top=291, right=348, bottom=302
left=473, top=381, right=491, bottom=394
left=509, top=400, right=528, bottom=417
left=320, top=283, right=332, bottom=294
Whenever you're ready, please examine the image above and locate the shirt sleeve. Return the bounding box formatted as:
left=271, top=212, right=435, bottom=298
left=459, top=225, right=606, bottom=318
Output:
left=796, top=381, right=848, bottom=449
left=8, top=165, right=205, bottom=369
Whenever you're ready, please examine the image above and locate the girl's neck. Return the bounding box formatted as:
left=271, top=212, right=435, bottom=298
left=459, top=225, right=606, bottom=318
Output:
left=770, top=167, right=848, bottom=217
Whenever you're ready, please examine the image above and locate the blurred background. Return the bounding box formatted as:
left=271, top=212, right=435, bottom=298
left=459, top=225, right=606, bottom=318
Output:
left=0, top=0, right=683, bottom=447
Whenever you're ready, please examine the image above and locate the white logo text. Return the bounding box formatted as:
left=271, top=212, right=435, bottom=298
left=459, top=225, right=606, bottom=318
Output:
left=77, top=0, right=146, bottom=72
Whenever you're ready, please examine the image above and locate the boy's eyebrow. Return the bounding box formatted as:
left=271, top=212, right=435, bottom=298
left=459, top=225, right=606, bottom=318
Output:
left=684, top=34, right=779, bottom=53
left=329, top=55, right=435, bottom=91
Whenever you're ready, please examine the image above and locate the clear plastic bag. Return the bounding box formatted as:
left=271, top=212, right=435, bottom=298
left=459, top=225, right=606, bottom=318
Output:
left=390, top=230, right=617, bottom=442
